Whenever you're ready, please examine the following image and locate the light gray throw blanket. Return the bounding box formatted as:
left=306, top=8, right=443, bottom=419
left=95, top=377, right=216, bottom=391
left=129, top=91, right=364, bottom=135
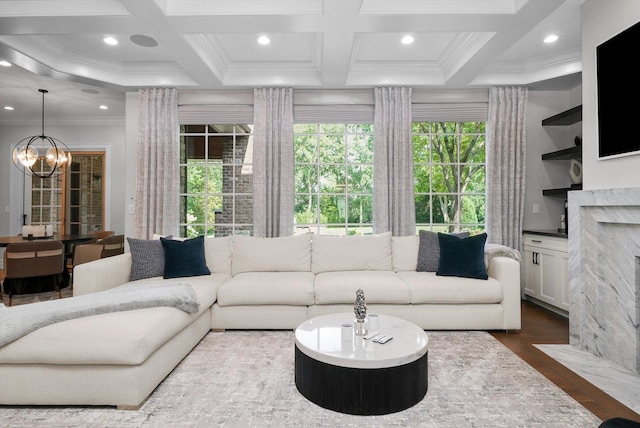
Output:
left=484, top=243, right=522, bottom=268
left=0, top=282, right=200, bottom=347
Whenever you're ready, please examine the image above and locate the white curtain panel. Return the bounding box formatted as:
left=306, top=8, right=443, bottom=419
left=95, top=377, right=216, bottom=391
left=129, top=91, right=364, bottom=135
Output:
left=373, top=87, right=416, bottom=236
left=252, top=88, right=294, bottom=237
left=134, top=88, right=179, bottom=239
left=486, top=86, right=528, bottom=253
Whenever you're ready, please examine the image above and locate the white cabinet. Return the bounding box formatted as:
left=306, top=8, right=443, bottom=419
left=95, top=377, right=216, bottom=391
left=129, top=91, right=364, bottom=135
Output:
left=523, top=234, right=569, bottom=313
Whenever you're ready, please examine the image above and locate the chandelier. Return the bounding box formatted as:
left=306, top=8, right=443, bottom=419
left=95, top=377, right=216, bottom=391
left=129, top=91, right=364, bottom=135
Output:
left=12, top=89, right=72, bottom=179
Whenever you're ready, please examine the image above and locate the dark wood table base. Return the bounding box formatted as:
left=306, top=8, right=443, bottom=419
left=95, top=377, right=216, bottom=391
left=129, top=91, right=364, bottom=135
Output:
left=295, top=346, right=428, bottom=415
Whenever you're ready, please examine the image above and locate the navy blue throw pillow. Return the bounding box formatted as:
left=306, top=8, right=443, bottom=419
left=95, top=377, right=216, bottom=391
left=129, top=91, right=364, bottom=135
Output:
left=160, top=235, right=211, bottom=279
left=436, top=232, right=488, bottom=280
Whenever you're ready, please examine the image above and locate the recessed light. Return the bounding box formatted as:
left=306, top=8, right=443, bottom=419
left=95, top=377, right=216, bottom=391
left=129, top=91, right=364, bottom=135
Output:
left=257, top=36, right=270, bottom=45
left=103, top=36, right=118, bottom=46
left=4, top=106, right=14, bottom=110
left=401, top=35, right=414, bottom=45
left=544, top=34, right=558, bottom=44
left=99, top=105, right=109, bottom=110
left=0, top=60, right=11, bottom=67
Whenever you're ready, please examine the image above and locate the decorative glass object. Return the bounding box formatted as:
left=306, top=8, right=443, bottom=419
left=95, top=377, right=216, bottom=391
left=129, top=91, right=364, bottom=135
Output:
left=354, top=288, right=368, bottom=335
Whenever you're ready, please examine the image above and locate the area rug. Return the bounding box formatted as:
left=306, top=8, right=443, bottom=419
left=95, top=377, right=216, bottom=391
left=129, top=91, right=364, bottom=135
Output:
left=0, top=331, right=601, bottom=427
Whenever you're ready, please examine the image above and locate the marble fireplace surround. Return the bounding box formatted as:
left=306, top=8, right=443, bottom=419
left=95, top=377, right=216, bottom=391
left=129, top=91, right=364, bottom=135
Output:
left=568, top=187, right=640, bottom=374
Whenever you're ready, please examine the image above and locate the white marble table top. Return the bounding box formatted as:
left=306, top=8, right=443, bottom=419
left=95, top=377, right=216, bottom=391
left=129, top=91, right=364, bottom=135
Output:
left=295, top=313, right=429, bottom=369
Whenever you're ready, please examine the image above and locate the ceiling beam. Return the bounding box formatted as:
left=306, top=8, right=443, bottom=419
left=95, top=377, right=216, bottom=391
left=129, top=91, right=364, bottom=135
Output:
left=117, top=0, right=224, bottom=88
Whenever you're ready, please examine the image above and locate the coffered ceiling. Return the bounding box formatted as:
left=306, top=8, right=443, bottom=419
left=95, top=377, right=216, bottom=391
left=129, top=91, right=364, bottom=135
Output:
left=0, top=0, right=583, bottom=122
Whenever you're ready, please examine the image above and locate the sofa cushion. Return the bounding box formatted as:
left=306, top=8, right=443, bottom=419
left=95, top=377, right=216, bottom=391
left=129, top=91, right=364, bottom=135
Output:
left=161, top=236, right=211, bottom=279
left=437, top=232, right=488, bottom=280
left=311, top=232, right=392, bottom=273
left=398, top=271, right=502, bottom=304
left=232, top=234, right=312, bottom=275
left=127, top=237, right=165, bottom=281
left=391, top=235, right=419, bottom=271
left=314, top=271, right=411, bottom=304
left=417, top=230, right=469, bottom=272
left=0, top=278, right=224, bottom=365
left=216, top=272, right=315, bottom=306
left=134, top=273, right=229, bottom=296
left=204, top=235, right=233, bottom=275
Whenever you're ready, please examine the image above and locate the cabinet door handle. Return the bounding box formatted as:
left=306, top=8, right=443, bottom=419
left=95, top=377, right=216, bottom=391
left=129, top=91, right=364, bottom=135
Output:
left=532, top=239, right=542, bottom=243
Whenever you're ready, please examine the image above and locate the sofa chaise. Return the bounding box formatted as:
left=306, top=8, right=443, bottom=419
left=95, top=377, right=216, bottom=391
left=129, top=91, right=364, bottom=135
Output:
left=0, top=232, right=520, bottom=409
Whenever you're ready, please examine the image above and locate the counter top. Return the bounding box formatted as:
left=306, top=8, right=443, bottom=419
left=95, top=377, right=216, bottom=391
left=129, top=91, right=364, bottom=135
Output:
left=523, top=229, right=568, bottom=239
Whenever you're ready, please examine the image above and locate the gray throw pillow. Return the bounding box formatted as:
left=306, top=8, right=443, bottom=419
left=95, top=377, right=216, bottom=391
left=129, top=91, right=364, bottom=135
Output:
left=128, top=237, right=166, bottom=281
left=416, top=230, right=469, bottom=272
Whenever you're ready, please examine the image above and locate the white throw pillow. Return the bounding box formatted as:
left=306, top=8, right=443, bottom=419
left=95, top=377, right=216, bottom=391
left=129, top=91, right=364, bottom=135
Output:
left=311, top=232, right=392, bottom=273
left=204, top=235, right=233, bottom=275
left=391, top=235, right=419, bottom=271
left=232, top=233, right=312, bottom=275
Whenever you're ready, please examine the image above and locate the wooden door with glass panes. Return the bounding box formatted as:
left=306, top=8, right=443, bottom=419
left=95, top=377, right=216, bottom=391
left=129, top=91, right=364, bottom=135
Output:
left=67, top=153, right=105, bottom=234
left=30, top=160, right=66, bottom=235
left=30, top=152, right=105, bottom=235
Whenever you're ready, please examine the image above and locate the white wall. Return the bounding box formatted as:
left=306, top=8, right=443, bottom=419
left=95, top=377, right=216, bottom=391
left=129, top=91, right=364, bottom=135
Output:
left=0, top=121, right=126, bottom=236
left=124, top=92, right=138, bottom=241
left=582, top=0, right=640, bottom=190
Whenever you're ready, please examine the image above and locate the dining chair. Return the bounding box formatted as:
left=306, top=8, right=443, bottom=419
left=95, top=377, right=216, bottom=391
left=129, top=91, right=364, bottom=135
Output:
left=4, top=240, right=65, bottom=306
left=71, top=234, right=124, bottom=267
left=66, top=230, right=115, bottom=273
left=98, top=234, right=125, bottom=258
left=71, top=242, right=104, bottom=268
left=65, top=230, right=113, bottom=272
left=69, top=235, right=125, bottom=288
left=91, top=230, right=114, bottom=240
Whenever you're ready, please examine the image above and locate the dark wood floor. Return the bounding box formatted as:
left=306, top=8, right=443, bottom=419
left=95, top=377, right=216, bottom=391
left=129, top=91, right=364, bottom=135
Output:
left=491, top=300, right=640, bottom=423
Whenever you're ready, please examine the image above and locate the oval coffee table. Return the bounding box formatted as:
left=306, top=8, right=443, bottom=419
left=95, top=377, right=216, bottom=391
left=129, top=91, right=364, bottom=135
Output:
left=294, top=313, right=428, bottom=415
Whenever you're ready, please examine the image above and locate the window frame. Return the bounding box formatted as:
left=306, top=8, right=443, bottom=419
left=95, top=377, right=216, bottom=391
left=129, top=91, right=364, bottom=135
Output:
left=413, top=120, right=486, bottom=234
left=178, top=124, right=254, bottom=238
left=294, top=123, right=374, bottom=236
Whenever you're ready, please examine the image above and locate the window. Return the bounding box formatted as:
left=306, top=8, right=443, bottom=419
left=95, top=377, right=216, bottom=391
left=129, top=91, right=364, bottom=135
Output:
left=178, top=119, right=483, bottom=238
left=413, top=121, right=486, bottom=234
left=30, top=165, right=64, bottom=235
left=179, top=124, right=253, bottom=238
left=294, top=124, right=374, bottom=236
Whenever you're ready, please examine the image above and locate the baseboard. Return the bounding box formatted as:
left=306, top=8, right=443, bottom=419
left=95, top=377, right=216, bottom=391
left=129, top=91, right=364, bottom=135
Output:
left=524, top=296, right=569, bottom=318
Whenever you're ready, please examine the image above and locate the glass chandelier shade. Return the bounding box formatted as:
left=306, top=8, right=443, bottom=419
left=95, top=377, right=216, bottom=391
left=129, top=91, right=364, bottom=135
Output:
left=12, top=89, right=72, bottom=179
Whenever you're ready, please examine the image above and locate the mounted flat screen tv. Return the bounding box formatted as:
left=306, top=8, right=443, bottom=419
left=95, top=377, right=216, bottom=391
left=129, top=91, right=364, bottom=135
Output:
left=597, top=21, right=640, bottom=159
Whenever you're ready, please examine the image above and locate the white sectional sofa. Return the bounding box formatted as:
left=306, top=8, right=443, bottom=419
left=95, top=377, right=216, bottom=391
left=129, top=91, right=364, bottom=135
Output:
left=0, top=232, right=520, bottom=409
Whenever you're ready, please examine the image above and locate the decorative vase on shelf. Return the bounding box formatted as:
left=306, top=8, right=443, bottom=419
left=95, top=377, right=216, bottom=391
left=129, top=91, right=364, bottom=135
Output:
left=354, top=288, right=368, bottom=335
left=569, top=158, right=583, bottom=184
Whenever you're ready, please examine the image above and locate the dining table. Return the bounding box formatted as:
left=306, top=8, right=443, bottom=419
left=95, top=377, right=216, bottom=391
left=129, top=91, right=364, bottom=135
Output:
left=0, top=233, right=96, bottom=248
left=0, top=234, right=96, bottom=298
